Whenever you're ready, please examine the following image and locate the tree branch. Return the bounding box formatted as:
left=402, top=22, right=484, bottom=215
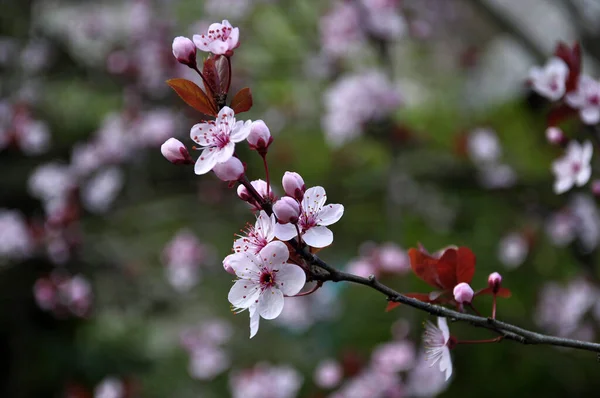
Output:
left=239, top=178, right=600, bottom=354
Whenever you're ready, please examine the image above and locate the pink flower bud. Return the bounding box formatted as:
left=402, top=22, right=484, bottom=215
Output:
left=172, top=36, right=197, bottom=68
left=213, top=157, right=244, bottom=181
left=453, top=282, right=474, bottom=304
left=488, top=272, right=502, bottom=293
left=282, top=171, right=306, bottom=201
left=545, top=126, right=565, bottom=145
left=237, top=184, right=251, bottom=202
left=247, top=120, right=273, bottom=153
left=223, top=254, right=237, bottom=275
left=161, top=138, right=193, bottom=164
left=273, top=197, right=300, bottom=224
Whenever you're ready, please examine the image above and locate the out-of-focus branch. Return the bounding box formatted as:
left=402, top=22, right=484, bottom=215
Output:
left=240, top=176, right=600, bottom=354
left=463, top=0, right=546, bottom=63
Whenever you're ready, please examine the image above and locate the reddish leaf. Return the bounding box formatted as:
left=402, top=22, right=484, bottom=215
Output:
left=385, top=302, right=401, bottom=312
left=547, top=103, right=577, bottom=126
left=215, top=55, right=231, bottom=94
left=166, top=78, right=218, bottom=116
left=202, top=57, right=220, bottom=96
left=554, top=41, right=581, bottom=93
left=456, top=246, right=476, bottom=284
left=231, top=87, right=253, bottom=114
left=497, top=287, right=512, bottom=298
left=436, top=248, right=459, bottom=289
left=408, top=248, right=444, bottom=289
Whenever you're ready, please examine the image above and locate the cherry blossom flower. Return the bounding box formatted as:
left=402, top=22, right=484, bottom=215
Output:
left=467, top=128, right=501, bottom=165
left=528, top=57, right=568, bottom=101
left=371, top=341, right=416, bottom=372
left=423, top=317, right=453, bottom=381
left=314, top=359, right=343, bottom=389
left=498, top=232, right=529, bottom=268
left=81, top=167, right=124, bottom=214
left=552, top=140, right=593, bottom=194
left=274, top=186, right=344, bottom=248
left=229, top=363, right=303, bottom=398
left=193, top=20, right=240, bottom=56
left=320, top=2, right=363, bottom=58
left=282, top=171, right=305, bottom=201
left=227, top=241, right=306, bottom=338
left=0, top=209, right=33, bottom=260
left=190, top=106, right=251, bottom=175
left=566, top=75, right=600, bottom=124
left=172, top=36, right=196, bottom=67
left=453, top=282, right=474, bottom=304
left=160, top=138, right=193, bottom=164
left=213, top=156, right=244, bottom=181
left=233, top=211, right=276, bottom=254
left=162, top=229, right=212, bottom=292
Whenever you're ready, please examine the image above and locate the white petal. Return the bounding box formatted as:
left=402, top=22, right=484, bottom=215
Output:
left=214, top=142, right=235, bottom=164
left=228, top=280, right=261, bottom=308
left=439, top=348, right=453, bottom=381
left=227, top=27, right=240, bottom=49
left=581, top=140, right=594, bottom=164
left=302, top=186, right=327, bottom=214
left=276, top=263, right=306, bottom=296
left=249, top=305, right=260, bottom=338
left=230, top=120, right=252, bottom=143
left=581, top=107, right=600, bottom=125
left=218, top=106, right=235, bottom=122
left=193, top=34, right=211, bottom=52
left=194, top=148, right=219, bottom=175
left=576, top=165, right=592, bottom=186
left=221, top=20, right=233, bottom=28
left=317, top=203, right=344, bottom=226
left=208, top=40, right=228, bottom=55
left=258, top=241, right=290, bottom=270
left=303, top=226, right=333, bottom=248
left=274, top=222, right=297, bottom=241
left=437, top=317, right=450, bottom=341
left=228, top=252, right=261, bottom=277
left=256, top=211, right=275, bottom=242
left=258, top=287, right=284, bottom=319
left=190, top=122, right=214, bottom=146
left=554, top=176, right=574, bottom=194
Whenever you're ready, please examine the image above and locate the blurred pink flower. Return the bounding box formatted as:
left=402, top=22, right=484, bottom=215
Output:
left=528, top=57, right=568, bottom=101
left=0, top=209, right=33, bottom=260
left=314, top=359, right=343, bottom=389
left=552, top=140, right=592, bottom=194
left=162, top=229, right=213, bottom=292
left=423, top=317, right=452, bottom=381
left=497, top=232, right=529, bottom=268
left=566, top=75, right=600, bottom=124
left=230, top=363, right=303, bottom=398
left=372, top=341, right=416, bottom=372
left=193, top=20, right=240, bottom=56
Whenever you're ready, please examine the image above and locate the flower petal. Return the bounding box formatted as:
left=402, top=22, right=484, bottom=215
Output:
left=258, top=241, right=290, bottom=271
left=317, top=203, right=344, bottom=226
left=302, top=186, right=327, bottom=214
left=227, top=27, right=240, bottom=49
left=192, top=34, right=210, bottom=52
left=303, top=226, right=333, bottom=248
left=581, top=140, right=594, bottom=164
left=276, top=263, right=306, bottom=296
left=228, top=279, right=261, bottom=308
left=554, top=176, right=574, bottom=194
left=249, top=305, right=260, bottom=338
left=274, top=222, right=297, bottom=241
left=581, top=108, right=600, bottom=125
left=576, top=165, right=592, bottom=186
left=256, top=211, right=275, bottom=242
left=228, top=252, right=261, bottom=278
left=258, top=287, right=284, bottom=319
left=230, top=120, right=252, bottom=143
left=190, top=122, right=215, bottom=146
left=437, top=317, right=450, bottom=341
left=208, top=40, right=228, bottom=55
left=194, top=147, right=219, bottom=175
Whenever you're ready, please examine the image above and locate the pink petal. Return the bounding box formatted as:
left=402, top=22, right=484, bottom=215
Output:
left=303, top=225, right=333, bottom=248
left=230, top=120, right=252, bottom=143
left=227, top=27, right=240, bottom=49
left=213, top=141, right=235, bottom=164
left=194, top=147, right=219, bottom=175
left=302, top=186, right=327, bottom=214
left=190, top=122, right=214, bottom=146
left=249, top=305, right=260, bottom=338
left=208, top=40, right=229, bottom=55
left=255, top=211, right=275, bottom=242
left=317, top=203, right=344, bottom=226
left=228, top=280, right=261, bottom=308
left=274, top=222, right=296, bottom=241
left=192, top=34, right=211, bottom=52
left=258, top=287, right=284, bottom=319
left=258, top=241, right=290, bottom=270
left=276, top=263, right=306, bottom=296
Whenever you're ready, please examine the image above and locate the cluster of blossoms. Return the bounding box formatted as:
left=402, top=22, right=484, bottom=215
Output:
left=33, top=270, right=93, bottom=318
left=161, top=17, right=518, bottom=387
left=527, top=42, right=598, bottom=194
left=229, top=362, right=302, bottom=398
left=0, top=100, right=51, bottom=156
left=345, top=241, right=410, bottom=278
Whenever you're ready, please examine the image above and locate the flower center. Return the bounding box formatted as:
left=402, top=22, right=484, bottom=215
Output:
left=259, top=269, right=276, bottom=288
left=589, top=94, right=600, bottom=106
left=571, top=162, right=581, bottom=173
left=212, top=129, right=230, bottom=149
left=298, top=211, right=317, bottom=231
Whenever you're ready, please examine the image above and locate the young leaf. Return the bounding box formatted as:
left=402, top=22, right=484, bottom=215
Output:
left=166, top=78, right=218, bottom=116
left=231, top=87, right=253, bottom=114
left=456, top=246, right=476, bottom=285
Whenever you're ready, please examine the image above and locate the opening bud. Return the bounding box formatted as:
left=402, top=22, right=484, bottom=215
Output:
left=247, top=120, right=273, bottom=154
left=223, top=254, right=237, bottom=275
left=488, top=272, right=502, bottom=293
left=545, top=126, right=565, bottom=146
left=161, top=138, right=193, bottom=164
left=213, top=157, right=244, bottom=182
left=282, top=171, right=306, bottom=201
left=237, top=184, right=251, bottom=202
left=172, top=36, right=197, bottom=68
left=453, top=282, right=474, bottom=304
left=273, top=196, right=300, bottom=224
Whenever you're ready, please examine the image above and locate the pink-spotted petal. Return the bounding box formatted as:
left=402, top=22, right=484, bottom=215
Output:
left=303, top=226, right=333, bottom=248
left=208, top=40, right=229, bottom=55
left=213, top=141, right=235, bottom=164
left=228, top=280, right=261, bottom=308
left=276, top=263, right=306, bottom=296
left=302, top=186, right=327, bottom=214
left=274, top=223, right=297, bottom=241
left=194, top=147, right=219, bottom=175
left=227, top=27, right=240, bottom=49
left=258, top=241, right=290, bottom=270
left=190, top=122, right=215, bottom=146
left=317, top=203, right=344, bottom=226
left=192, top=35, right=211, bottom=52
left=256, top=211, right=275, bottom=241
left=258, top=287, right=284, bottom=319
left=228, top=252, right=261, bottom=279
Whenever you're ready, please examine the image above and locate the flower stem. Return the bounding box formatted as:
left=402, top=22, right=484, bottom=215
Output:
left=288, top=281, right=322, bottom=297
left=262, top=154, right=270, bottom=197
left=492, top=294, right=497, bottom=319
left=457, top=336, right=504, bottom=345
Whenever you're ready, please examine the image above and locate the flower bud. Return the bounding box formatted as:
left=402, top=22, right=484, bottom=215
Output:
left=273, top=196, right=300, bottom=224
left=172, top=36, right=197, bottom=68
left=213, top=157, right=244, bottom=181
left=488, top=272, right=502, bottom=293
left=545, top=126, right=565, bottom=146
left=237, top=184, right=252, bottom=202
left=247, top=120, right=273, bottom=153
left=161, top=138, right=193, bottom=164
left=282, top=171, right=306, bottom=201
left=453, top=282, right=474, bottom=304
left=223, top=254, right=237, bottom=275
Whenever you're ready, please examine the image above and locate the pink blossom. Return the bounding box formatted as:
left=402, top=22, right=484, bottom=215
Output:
left=566, top=75, right=600, bottom=124
left=230, top=363, right=303, bottom=398
left=161, top=137, right=193, bottom=164
left=172, top=36, right=197, bottom=67
left=247, top=120, right=273, bottom=152
left=189, top=345, right=230, bottom=380
left=162, top=229, right=212, bottom=292
left=193, top=20, right=240, bottom=56
left=273, top=197, right=300, bottom=224
left=320, top=2, right=363, bottom=58
left=274, top=186, right=344, bottom=248
left=282, top=171, right=305, bottom=201
left=488, top=272, right=502, bottom=292
left=528, top=57, right=568, bottom=101
left=233, top=210, right=276, bottom=254
left=372, top=341, right=416, bottom=372
left=81, top=167, right=124, bottom=214
left=213, top=156, right=244, bottom=181
left=423, top=317, right=452, bottom=381
left=552, top=140, right=593, bottom=194
left=467, top=128, right=501, bottom=164
left=190, top=106, right=251, bottom=175
left=94, top=377, right=124, bottom=398
left=453, top=282, right=474, bottom=304
left=545, top=126, right=565, bottom=145
left=0, top=209, right=33, bottom=259
left=377, top=243, right=410, bottom=273
left=498, top=232, right=529, bottom=268
left=227, top=241, right=306, bottom=338
left=314, top=359, right=342, bottom=389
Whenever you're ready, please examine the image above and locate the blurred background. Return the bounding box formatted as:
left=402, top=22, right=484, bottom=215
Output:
left=2, top=0, right=600, bottom=397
